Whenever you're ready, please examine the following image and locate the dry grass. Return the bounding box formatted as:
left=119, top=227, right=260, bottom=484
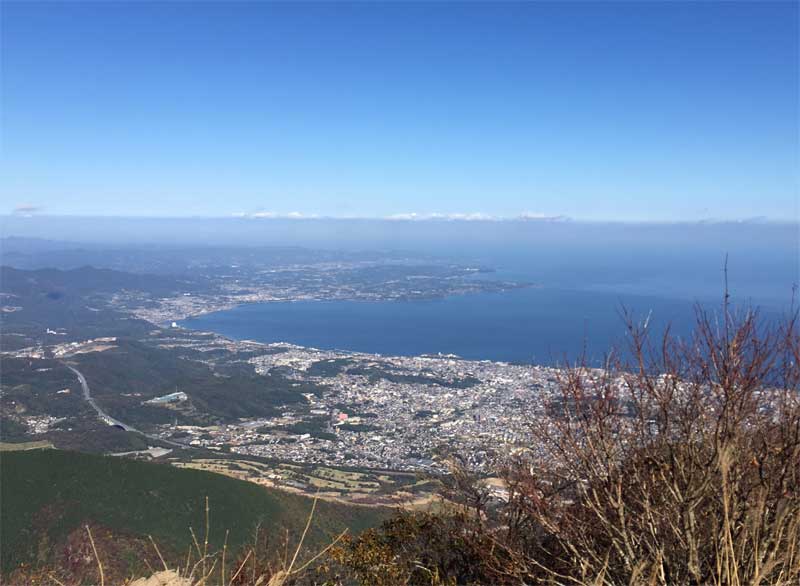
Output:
left=120, top=494, right=349, bottom=586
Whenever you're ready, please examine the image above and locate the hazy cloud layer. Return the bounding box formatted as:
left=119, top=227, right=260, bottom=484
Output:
left=233, top=211, right=319, bottom=220
left=233, top=211, right=571, bottom=222
left=11, top=204, right=43, bottom=217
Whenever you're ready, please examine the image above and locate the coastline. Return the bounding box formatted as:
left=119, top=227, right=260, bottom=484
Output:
left=128, top=280, right=539, bottom=328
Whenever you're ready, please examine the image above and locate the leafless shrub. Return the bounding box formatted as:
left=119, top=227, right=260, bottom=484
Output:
left=491, top=300, right=800, bottom=585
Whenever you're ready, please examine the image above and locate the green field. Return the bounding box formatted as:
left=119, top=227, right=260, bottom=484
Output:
left=0, top=449, right=387, bottom=575
left=0, top=441, right=53, bottom=451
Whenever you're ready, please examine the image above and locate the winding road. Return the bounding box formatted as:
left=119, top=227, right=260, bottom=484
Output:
left=64, top=363, right=184, bottom=448
left=65, top=363, right=140, bottom=432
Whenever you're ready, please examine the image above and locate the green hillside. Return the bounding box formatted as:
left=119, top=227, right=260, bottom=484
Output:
left=0, top=448, right=386, bottom=575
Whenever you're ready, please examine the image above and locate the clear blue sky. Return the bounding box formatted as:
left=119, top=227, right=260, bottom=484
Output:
left=1, top=1, right=797, bottom=221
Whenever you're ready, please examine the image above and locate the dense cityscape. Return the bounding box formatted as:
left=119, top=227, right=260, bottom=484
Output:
left=148, top=333, right=565, bottom=473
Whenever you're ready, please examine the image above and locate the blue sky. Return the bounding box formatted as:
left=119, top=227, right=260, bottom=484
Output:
left=1, top=1, right=797, bottom=221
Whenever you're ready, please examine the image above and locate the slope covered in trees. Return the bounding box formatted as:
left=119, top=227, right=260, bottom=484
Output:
left=1, top=449, right=385, bottom=582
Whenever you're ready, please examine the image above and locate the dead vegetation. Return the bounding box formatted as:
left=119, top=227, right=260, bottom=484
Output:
left=487, top=299, right=800, bottom=585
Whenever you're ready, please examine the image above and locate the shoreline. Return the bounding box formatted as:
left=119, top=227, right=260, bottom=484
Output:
left=132, top=280, right=539, bottom=329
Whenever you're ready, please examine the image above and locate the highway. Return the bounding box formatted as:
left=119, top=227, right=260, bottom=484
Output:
left=64, top=363, right=184, bottom=448
left=65, top=363, right=140, bottom=432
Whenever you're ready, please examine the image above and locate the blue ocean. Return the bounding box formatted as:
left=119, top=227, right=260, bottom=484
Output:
left=183, top=288, right=684, bottom=365
left=181, top=232, right=796, bottom=366
left=182, top=286, right=789, bottom=367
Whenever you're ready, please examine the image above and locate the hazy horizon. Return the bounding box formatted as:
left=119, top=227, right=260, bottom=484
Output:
left=3, top=214, right=796, bottom=310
